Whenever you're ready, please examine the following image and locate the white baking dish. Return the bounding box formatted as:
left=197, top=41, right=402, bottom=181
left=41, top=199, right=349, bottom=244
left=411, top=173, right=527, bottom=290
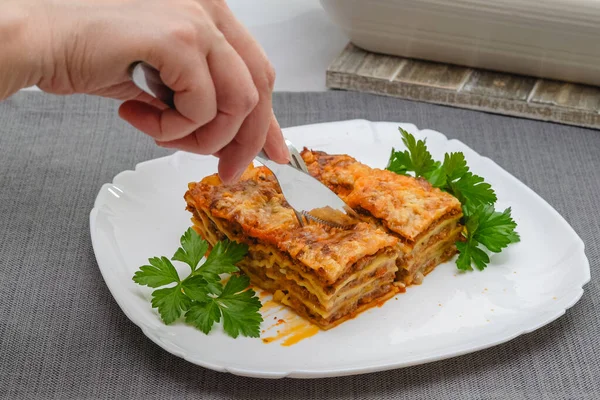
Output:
left=320, top=0, right=600, bottom=86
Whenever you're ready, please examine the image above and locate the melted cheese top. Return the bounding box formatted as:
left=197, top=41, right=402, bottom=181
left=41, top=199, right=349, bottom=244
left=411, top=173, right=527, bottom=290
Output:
left=186, top=166, right=397, bottom=284
left=301, top=150, right=462, bottom=242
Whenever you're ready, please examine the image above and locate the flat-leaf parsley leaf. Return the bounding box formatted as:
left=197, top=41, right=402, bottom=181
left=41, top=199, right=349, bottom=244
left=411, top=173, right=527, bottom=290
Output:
left=133, top=256, right=180, bottom=288
left=185, top=275, right=263, bottom=338
left=387, top=128, right=439, bottom=178
left=172, top=228, right=208, bottom=272
left=150, top=285, right=190, bottom=325
left=198, top=240, right=247, bottom=283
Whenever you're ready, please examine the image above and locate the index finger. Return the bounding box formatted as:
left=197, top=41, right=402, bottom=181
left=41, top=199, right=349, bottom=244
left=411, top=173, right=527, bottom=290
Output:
left=213, top=14, right=288, bottom=182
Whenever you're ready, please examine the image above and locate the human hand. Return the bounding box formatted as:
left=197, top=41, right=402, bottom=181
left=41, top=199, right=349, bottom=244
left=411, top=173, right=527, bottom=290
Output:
left=2, top=0, right=288, bottom=183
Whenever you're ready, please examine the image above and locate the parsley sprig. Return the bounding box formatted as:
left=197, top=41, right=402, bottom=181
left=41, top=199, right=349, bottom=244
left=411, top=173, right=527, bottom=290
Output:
left=132, top=228, right=263, bottom=338
left=387, top=128, right=520, bottom=271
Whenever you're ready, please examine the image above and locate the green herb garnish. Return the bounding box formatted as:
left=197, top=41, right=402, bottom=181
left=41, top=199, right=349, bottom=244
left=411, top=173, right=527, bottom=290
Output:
left=387, top=128, right=520, bottom=271
left=133, top=228, right=262, bottom=338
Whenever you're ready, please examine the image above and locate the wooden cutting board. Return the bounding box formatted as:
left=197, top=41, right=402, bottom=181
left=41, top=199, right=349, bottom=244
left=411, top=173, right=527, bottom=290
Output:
left=326, top=44, right=600, bottom=130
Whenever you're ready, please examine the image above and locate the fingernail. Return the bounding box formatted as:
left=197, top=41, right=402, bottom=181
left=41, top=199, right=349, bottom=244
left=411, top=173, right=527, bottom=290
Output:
left=269, top=111, right=289, bottom=163
left=234, top=168, right=245, bottom=181
left=223, top=168, right=244, bottom=184
left=280, top=140, right=291, bottom=163
left=156, top=140, right=172, bottom=148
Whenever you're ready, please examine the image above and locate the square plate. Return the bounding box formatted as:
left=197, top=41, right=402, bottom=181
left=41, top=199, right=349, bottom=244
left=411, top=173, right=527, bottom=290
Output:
left=90, top=120, right=590, bottom=378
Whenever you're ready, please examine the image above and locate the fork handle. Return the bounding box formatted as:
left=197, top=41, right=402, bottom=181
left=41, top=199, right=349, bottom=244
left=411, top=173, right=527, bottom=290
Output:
left=257, top=146, right=308, bottom=173
left=129, top=62, right=175, bottom=108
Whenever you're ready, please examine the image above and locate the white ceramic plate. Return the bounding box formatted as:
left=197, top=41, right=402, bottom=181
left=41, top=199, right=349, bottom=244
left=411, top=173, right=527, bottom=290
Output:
left=90, top=120, right=590, bottom=379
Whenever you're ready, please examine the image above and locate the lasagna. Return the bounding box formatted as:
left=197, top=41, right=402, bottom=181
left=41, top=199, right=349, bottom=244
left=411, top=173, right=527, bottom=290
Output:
left=184, top=166, right=400, bottom=330
left=300, top=150, right=463, bottom=287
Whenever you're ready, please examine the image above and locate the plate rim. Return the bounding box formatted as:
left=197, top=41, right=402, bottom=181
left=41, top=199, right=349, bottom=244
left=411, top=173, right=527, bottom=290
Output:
left=89, top=119, right=591, bottom=379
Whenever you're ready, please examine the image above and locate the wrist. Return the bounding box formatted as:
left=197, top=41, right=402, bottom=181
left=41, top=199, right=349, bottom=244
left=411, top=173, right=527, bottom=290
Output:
left=0, top=1, right=48, bottom=99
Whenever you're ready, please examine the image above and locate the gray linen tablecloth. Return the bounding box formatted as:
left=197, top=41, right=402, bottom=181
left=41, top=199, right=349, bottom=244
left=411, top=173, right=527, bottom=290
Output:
left=0, top=92, right=599, bottom=399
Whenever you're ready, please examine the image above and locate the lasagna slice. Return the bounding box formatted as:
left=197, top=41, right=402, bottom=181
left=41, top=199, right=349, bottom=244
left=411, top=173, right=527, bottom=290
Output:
left=301, top=150, right=463, bottom=287
left=184, top=166, right=400, bottom=330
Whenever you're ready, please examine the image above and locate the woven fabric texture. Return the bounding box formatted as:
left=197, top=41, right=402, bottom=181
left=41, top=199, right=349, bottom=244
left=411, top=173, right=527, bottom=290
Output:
left=0, top=92, right=599, bottom=399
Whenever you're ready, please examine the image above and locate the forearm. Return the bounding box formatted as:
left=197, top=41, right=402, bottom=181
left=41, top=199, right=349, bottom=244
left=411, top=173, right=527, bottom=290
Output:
left=0, top=1, right=46, bottom=100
